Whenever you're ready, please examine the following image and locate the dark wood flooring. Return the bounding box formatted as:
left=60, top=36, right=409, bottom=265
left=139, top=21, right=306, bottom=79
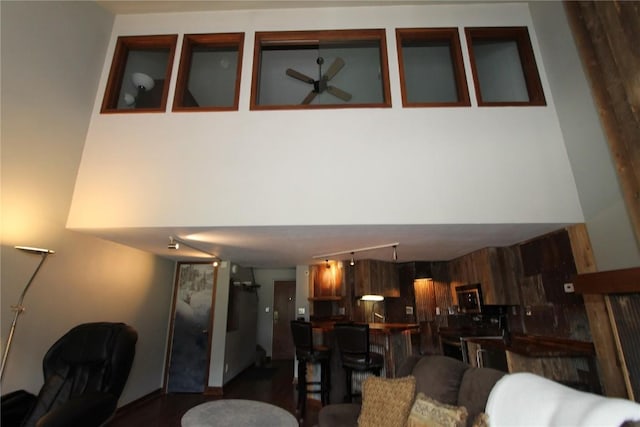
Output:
left=107, top=359, right=320, bottom=427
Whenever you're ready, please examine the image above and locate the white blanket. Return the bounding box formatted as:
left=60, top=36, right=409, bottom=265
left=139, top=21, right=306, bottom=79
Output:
left=486, top=372, right=640, bottom=426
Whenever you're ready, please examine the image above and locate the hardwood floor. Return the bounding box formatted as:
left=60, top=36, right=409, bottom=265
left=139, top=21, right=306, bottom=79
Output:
left=108, top=359, right=320, bottom=427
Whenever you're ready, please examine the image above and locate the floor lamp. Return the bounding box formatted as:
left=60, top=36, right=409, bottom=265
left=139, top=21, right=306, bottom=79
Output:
left=0, top=246, right=55, bottom=381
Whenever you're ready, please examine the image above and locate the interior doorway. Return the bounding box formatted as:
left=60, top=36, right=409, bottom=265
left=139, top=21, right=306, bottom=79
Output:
left=272, top=280, right=296, bottom=360
left=165, top=262, right=217, bottom=392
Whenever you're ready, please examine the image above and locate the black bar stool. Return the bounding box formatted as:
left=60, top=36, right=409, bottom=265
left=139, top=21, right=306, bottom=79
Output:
left=334, top=322, right=384, bottom=403
left=290, top=320, right=331, bottom=419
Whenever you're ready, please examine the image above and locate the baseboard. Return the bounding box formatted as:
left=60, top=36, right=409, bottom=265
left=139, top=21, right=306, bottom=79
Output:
left=204, top=386, right=223, bottom=396
left=111, top=388, right=163, bottom=419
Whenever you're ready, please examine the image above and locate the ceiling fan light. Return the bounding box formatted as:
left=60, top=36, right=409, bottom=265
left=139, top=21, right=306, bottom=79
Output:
left=131, top=72, right=155, bottom=92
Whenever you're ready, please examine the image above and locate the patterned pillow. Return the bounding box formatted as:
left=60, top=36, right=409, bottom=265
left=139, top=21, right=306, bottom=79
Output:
left=357, top=375, right=417, bottom=427
left=472, top=412, right=490, bottom=427
left=406, top=392, right=468, bottom=427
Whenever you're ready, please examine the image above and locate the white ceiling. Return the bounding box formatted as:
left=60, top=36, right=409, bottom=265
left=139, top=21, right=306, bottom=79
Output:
left=85, top=223, right=570, bottom=268
left=87, top=0, right=568, bottom=269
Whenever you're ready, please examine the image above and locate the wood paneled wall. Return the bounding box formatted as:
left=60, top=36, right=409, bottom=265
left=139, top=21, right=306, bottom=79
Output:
left=415, top=229, right=592, bottom=341
left=565, top=1, right=640, bottom=247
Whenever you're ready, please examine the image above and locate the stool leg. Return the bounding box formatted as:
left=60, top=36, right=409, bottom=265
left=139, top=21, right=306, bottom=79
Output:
left=344, top=368, right=353, bottom=403
left=324, top=359, right=331, bottom=405
left=320, top=359, right=330, bottom=406
left=297, top=358, right=307, bottom=419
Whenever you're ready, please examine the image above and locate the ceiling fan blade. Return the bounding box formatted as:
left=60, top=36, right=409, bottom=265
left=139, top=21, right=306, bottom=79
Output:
left=326, top=85, right=352, bottom=102
left=286, top=68, right=315, bottom=84
left=302, top=91, right=317, bottom=105
left=323, top=57, right=345, bottom=81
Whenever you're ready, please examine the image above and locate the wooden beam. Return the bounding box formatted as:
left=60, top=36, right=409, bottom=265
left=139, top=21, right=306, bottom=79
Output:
left=574, top=267, right=640, bottom=294
left=567, top=224, right=628, bottom=397
left=564, top=1, right=640, bottom=249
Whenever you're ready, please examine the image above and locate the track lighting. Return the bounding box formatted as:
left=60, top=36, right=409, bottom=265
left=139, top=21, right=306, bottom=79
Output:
left=312, top=242, right=400, bottom=264
left=167, top=236, right=220, bottom=266
left=168, top=237, right=179, bottom=250
left=325, top=259, right=330, bottom=269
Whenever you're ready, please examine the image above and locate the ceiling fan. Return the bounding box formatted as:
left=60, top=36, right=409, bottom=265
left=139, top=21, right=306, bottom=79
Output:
left=286, top=57, right=353, bottom=104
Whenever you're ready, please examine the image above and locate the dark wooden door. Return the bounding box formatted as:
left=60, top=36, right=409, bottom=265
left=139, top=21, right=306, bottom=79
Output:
left=272, top=280, right=296, bottom=360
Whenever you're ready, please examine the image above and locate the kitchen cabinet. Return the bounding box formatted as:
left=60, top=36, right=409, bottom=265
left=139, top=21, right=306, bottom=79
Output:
left=354, top=259, right=400, bottom=297
left=448, top=247, right=519, bottom=305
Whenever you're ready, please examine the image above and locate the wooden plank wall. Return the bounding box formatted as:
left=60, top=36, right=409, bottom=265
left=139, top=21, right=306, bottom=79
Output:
left=437, top=229, right=591, bottom=341
left=564, top=1, right=640, bottom=247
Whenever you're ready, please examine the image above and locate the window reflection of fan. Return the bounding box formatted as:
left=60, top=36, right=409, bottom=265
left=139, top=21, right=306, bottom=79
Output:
left=286, top=57, right=352, bottom=104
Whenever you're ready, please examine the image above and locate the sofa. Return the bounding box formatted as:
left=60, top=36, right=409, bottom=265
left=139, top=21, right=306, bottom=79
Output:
left=318, top=355, right=640, bottom=427
left=318, top=355, right=505, bottom=427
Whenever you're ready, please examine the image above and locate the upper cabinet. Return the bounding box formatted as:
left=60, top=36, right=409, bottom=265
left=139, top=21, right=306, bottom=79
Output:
left=250, top=29, right=392, bottom=110
left=353, top=259, right=400, bottom=297
left=310, top=261, right=343, bottom=299
left=101, top=35, right=178, bottom=113
left=449, top=247, right=519, bottom=305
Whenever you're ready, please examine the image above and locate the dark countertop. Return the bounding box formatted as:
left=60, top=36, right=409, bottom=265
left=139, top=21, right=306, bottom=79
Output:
left=464, top=334, right=595, bottom=358
left=311, top=321, right=419, bottom=333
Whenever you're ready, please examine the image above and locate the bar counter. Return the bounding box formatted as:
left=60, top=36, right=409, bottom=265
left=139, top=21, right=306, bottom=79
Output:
left=309, top=321, right=419, bottom=403
left=465, top=334, right=595, bottom=358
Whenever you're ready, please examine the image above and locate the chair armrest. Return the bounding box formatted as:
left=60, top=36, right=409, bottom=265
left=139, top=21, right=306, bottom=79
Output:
left=1, top=389, right=37, bottom=427
left=35, top=392, right=117, bottom=427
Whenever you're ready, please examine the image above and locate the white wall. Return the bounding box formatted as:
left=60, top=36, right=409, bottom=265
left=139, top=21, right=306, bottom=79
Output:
left=0, top=1, right=176, bottom=406
left=67, top=2, right=584, bottom=232
left=528, top=2, right=640, bottom=270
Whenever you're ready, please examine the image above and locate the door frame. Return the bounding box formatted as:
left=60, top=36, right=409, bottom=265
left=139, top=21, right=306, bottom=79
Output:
left=271, top=280, right=296, bottom=360
left=163, top=261, right=218, bottom=393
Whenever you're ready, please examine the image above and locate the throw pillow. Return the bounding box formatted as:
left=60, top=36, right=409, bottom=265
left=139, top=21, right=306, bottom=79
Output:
left=357, top=375, right=417, bottom=427
left=406, top=392, right=468, bottom=427
left=471, top=412, right=490, bottom=427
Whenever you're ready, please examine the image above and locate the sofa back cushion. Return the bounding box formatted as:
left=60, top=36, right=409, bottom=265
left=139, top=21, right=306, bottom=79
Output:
left=411, top=356, right=468, bottom=406
left=458, top=366, right=505, bottom=425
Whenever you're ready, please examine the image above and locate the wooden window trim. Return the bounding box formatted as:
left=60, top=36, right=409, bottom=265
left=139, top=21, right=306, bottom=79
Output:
left=172, top=33, right=245, bottom=112
left=101, top=34, right=178, bottom=114
left=250, top=29, right=391, bottom=111
left=465, top=27, right=546, bottom=107
left=396, top=28, right=470, bottom=108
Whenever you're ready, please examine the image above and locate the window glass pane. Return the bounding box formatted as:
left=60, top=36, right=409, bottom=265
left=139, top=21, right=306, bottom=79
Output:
left=118, top=49, right=171, bottom=109
left=402, top=41, right=458, bottom=103
left=258, top=47, right=318, bottom=106
left=472, top=39, right=529, bottom=103
left=186, top=47, right=239, bottom=107
left=258, top=41, right=383, bottom=106
left=251, top=30, right=390, bottom=110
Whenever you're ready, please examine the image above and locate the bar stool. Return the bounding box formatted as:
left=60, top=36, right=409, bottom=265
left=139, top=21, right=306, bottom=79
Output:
left=334, top=322, right=384, bottom=403
left=290, top=320, right=331, bottom=419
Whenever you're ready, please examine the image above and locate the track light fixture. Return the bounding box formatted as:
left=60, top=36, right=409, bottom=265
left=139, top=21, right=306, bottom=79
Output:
left=168, top=237, right=179, bottom=250
left=167, top=236, right=220, bottom=266
left=312, top=242, right=400, bottom=264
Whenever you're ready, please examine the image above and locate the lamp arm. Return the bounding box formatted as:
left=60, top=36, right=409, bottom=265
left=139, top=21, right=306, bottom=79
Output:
left=0, top=252, right=50, bottom=381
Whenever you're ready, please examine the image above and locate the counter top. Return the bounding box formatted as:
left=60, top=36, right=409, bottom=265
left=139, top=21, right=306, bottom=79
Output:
left=311, top=321, right=419, bottom=333
left=369, top=323, right=420, bottom=333
left=464, top=334, right=595, bottom=358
